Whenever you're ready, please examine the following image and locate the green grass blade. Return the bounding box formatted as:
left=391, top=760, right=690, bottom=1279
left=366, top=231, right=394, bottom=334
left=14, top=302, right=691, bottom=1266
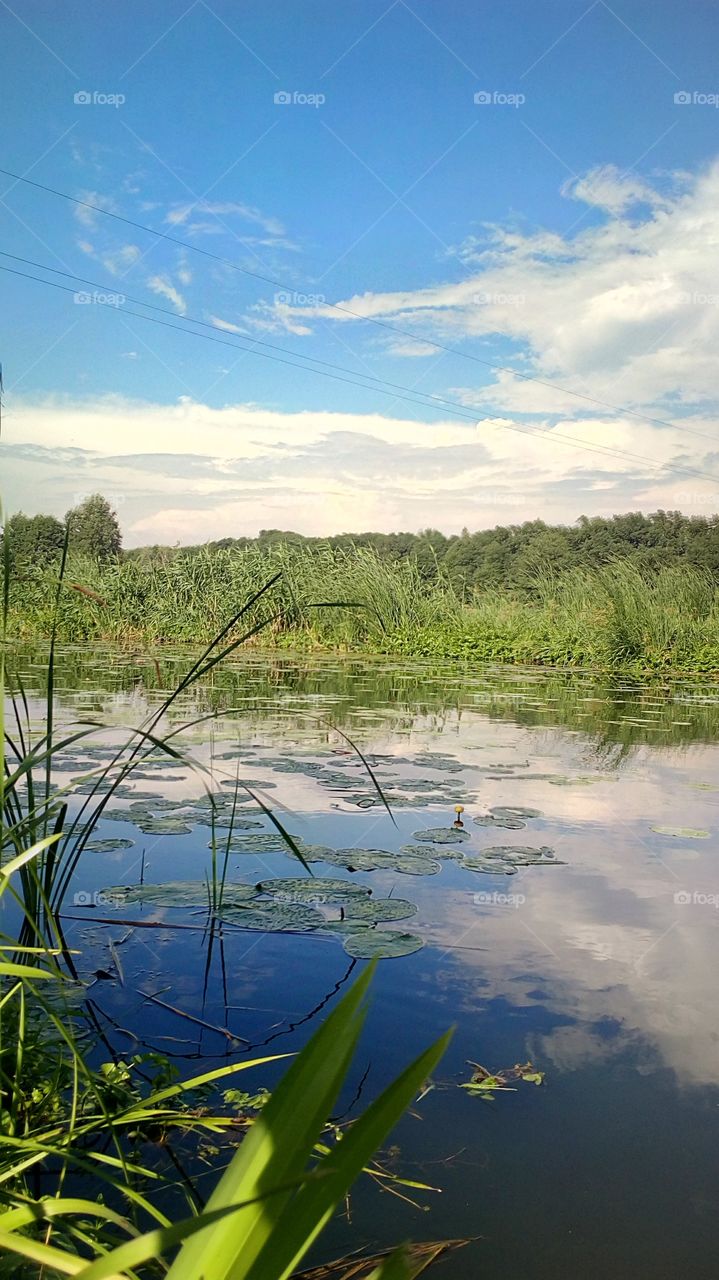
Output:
left=164, top=963, right=376, bottom=1280
left=244, top=1028, right=452, bottom=1280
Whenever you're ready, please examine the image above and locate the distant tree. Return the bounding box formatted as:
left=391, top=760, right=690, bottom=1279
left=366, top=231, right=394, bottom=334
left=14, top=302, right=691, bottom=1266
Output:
left=512, top=529, right=575, bottom=591
left=65, top=494, right=122, bottom=559
left=5, top=512, right=65, bottom=565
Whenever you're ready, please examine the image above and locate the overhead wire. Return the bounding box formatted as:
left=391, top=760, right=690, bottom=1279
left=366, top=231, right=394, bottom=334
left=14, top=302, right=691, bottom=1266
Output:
left=0, top=164, right=716, bottom=443
left=2, top=256, right=719, bottom=486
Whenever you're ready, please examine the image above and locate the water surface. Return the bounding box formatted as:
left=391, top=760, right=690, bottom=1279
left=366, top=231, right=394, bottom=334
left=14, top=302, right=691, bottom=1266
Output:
left=9, top=646, right=719, bottom=1278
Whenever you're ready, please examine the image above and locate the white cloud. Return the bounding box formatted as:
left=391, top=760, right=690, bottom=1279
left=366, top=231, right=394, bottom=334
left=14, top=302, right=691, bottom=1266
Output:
left=561, top=164, right=672, bottom=214
left=146, top=275, right=187, bottom=314
left=3, top=395, right=717, bottom=545
left=276, top=160, right=719, bottom=416
left=166, top=199, right=286, bottom=238
left=102, top=244, right=141, bottom=275
left=208, top=314, right=249, bottom=335
left=73, top=191, right=118, bottom=229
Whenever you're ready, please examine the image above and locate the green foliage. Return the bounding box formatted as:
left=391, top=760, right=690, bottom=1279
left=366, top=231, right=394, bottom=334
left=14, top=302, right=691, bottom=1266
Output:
left=4, top=512, right=65, bottom=566
left=5, top=541, right=719, bottom=671
left=460, top=1060, right=545, bottom=1101
left=6, top=501, right=719, bottom=670
left=65, top=493, right=122, bottom=560
left=126, top=509, right=719, bottom=592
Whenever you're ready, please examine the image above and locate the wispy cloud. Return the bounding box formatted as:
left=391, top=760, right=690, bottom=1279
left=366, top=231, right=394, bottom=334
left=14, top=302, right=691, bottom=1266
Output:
left=273, top=161, right=719, bottom=415
left=166, top=199, right=287, bottom=238
left=147, top=274, right=187, bottom=314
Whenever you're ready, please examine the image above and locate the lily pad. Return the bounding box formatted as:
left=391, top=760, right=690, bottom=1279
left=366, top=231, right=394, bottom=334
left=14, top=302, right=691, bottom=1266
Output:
left=130, top=798, right=187, bottom=812
left=103, top=881, right=257, bottom=907
left=473, top=815, right=526, bottom=830
left=225, top=834, right=301, bottom=854
left=330, top=849, right=396, bottom=871
left=219, top=902, right=325, bottom=932
left=416, top=755, right=466, bottom=773
left=392, top=854, right=441, bottom=876
left=463, top=856, right=518, bottom=876
left=136, top=818, right=193, bottom=835
left=342, top=931, right=424, bottom=959
left=651, top=825, right=710, bottom=839
left=294, top=844, right=339, bottom=863
left=101, top=809, right=140, bottom=824
left=195, top=816, right=265, bottom=830
left=412, top=827, right=471, bottom=845
left=467, top=845, right=561, bottom=870
left=84, top=838, right=135, bottom=853
left=344, top=897, right=418, bottom=923
left=490, top=806, right=542, bottom=820
left=257, top=877, right=371, bottom=903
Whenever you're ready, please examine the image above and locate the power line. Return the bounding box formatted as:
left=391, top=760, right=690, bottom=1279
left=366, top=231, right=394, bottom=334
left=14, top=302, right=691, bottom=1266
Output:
left=3, top=257, right=719, bottom=488
left=0, top=164, right=714, bottom=443
left=0, top=250, right=500, bottom=420
left=4, top=246, right=717, bottom=449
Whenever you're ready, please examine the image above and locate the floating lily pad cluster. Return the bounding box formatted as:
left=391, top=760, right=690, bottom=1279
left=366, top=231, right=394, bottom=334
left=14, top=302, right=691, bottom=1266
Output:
left=407, top=816, right=564, bottom=876
left=216, top=747, right=473, bottom=811
left=100, top=875, right=423, bottom=959
left=473, top=806, right=542, bottom=831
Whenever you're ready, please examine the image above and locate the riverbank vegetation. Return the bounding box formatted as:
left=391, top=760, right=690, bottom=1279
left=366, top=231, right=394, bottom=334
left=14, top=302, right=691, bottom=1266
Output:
left=5, top=539, right=719, bottom=673
left=5, top=497, right=719, bottom=671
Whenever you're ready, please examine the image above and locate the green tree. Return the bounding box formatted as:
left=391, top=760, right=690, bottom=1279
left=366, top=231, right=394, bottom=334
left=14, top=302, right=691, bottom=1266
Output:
left=5, top=512, right=65, bottom=564
left=65, top=493, right=122, bottom=559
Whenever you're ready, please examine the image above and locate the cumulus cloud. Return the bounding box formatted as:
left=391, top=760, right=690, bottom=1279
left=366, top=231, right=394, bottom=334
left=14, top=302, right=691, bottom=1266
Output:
left=272, top=161, right=719, bottom=417
left=3, top=395, right=718, bottom=546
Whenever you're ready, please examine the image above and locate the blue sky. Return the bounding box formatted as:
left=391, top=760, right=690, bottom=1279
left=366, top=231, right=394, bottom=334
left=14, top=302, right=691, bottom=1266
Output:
left=2, top=0, right=719, bottom=544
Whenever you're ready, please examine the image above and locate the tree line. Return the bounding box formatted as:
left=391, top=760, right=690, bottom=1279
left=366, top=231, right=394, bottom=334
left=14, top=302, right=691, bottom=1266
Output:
left=130, top=510, right=719, bottom=593
left=6, top=495, right=122, bottom=563
left=7, top=497, right=719, bottom=594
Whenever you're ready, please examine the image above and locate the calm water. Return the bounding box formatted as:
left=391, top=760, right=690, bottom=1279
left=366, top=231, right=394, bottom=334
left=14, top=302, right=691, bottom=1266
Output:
left=9, top=646, right=719, bottom=1278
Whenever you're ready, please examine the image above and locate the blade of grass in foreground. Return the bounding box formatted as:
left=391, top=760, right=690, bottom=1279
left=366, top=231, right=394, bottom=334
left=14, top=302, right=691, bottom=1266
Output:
left=0, top=967, right=451, bottom=1280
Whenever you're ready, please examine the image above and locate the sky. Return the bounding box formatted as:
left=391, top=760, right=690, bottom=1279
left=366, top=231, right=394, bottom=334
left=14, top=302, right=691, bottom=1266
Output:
left=2, top=0, right=719, bottom=546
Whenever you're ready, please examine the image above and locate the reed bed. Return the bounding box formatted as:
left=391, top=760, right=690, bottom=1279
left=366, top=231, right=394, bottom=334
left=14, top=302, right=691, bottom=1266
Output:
left=5, top=545, right=719, bottom=672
